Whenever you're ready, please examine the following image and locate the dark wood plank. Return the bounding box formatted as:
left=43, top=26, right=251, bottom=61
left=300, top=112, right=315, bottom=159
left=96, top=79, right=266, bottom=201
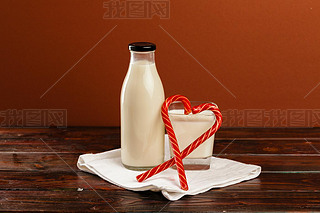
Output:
left=217, top=155, right=320, bottom=171
left=0, top=190, right=319, bottom=212
left=214, top=139, right=318, bottom=154
left=215, top=127, right=320, bottom=139
left=0, top=153, right=78, bottom=172
left=1, top=127, right=319, bottom=139
left=1, top=172, right=319, bottom=192
left=160, top=191, right=320, bottom=212
left=310, top=142, right=320, bottom=154
left=0, top=138, right=120, bottom=153
left=0, top=191, right=120, bottom=212
left=220, top=173, right=320, bottom=192
left=1, top=171, right=320, bottom=213
left=1, top=152, right=319, bottom=172
left=0, top=171, right=121, bottom=191
left=0, top=127, right=120, bottom=139
left=1, top=138, right=318, bottom=155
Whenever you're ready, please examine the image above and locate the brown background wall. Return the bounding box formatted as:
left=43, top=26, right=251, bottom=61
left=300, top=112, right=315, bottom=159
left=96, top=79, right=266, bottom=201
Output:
left=1, top=0, right=319, bottom=127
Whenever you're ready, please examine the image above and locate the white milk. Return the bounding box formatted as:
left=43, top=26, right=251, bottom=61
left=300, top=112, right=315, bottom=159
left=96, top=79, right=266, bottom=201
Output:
left=168, top=109, right=216, bottom=158
left=121, top=60, right=165, bottom=170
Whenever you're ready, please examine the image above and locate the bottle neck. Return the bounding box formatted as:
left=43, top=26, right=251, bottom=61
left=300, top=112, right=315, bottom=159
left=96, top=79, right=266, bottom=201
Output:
left=130, top=51, right=155, bottom=64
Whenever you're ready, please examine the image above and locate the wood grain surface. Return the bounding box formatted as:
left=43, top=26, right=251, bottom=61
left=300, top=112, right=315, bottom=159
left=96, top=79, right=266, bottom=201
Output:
left=0, top=127, right=320, bottom=212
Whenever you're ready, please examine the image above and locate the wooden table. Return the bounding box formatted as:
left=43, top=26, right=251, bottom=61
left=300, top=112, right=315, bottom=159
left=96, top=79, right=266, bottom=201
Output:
left=1, top=127, right=320, bottom=212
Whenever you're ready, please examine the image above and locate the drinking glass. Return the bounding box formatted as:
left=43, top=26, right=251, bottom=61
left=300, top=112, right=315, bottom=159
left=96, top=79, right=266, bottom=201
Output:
left=168, top=101, right=217, bottom=170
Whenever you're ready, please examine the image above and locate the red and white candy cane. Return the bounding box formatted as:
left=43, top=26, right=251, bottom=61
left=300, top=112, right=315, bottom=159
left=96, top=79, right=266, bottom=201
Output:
left=136, top=98, right=222, bottom=186
left=161, top=95, right=191, bottom=190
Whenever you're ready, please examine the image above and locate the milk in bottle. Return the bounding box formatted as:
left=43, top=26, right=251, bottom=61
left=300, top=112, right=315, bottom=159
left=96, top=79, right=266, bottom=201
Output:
left=120, top=42, right=165, bottom=170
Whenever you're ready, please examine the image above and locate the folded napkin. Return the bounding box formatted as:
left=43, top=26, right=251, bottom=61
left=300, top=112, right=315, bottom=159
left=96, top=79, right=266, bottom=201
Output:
left=77, top=136, right=261, bottom=201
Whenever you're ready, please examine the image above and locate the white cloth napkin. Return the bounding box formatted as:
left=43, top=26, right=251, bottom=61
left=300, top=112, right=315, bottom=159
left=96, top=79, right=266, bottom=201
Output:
left=77, top=136, right=261, bottom=201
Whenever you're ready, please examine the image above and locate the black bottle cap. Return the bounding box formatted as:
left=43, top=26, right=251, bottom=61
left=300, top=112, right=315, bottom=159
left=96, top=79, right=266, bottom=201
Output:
left=128, top=42, right=156, bottom=52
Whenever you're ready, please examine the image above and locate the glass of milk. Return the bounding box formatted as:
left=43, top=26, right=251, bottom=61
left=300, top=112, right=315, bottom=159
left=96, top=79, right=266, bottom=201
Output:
left=168, top=102, right=217, bottom=170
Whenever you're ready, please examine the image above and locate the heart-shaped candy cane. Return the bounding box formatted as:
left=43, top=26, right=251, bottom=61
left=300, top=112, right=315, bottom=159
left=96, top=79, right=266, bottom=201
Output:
left=136, top=95, right=223, bottom=190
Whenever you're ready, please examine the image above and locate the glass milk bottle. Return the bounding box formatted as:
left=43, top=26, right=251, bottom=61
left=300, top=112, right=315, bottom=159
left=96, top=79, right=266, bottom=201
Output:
left=120, top=42, right=165, bottom=170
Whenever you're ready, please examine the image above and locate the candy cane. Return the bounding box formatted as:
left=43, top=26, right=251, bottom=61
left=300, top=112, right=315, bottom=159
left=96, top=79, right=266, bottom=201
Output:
left=161, top=95, right=191, bottom=190
left=136, top=101, right=222, bottom=185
